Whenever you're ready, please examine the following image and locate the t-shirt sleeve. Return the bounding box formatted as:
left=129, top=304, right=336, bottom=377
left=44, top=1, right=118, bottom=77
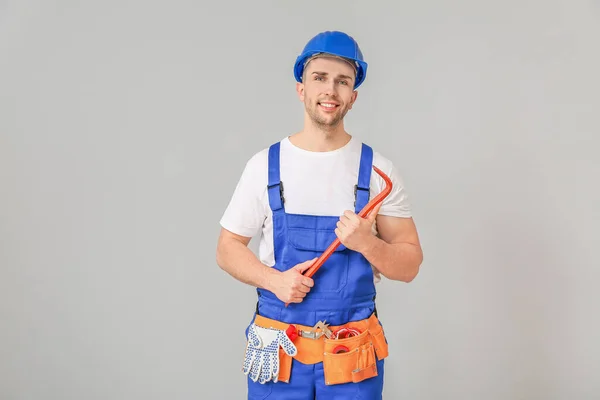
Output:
left=219, top=152, right=268, bottom=238
left=375, top=163, right=413, bottom=218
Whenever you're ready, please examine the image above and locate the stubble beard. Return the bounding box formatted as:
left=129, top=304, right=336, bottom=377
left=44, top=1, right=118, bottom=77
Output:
left=305, top=99, right=349, bottom=131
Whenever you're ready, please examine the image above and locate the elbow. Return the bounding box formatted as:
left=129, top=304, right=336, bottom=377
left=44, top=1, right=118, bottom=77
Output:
left=215, top=241, right=227, bottom=271
left=389, top=264, right=419, bottom=283
left=401, top=264, right=420, bottom=283
left=393, top=253, right=423, bottom=283
left=215, top=228, right=250, bottom=272
left=381, top=265, right=419, bottom=283
left=215, top=252, right=224, bottom=270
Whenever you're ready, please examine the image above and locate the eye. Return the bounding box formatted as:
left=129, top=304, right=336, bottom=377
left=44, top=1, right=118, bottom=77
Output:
left=314, top=76, right=323, bottom=81
left=339, top=80, right=348, bottom=85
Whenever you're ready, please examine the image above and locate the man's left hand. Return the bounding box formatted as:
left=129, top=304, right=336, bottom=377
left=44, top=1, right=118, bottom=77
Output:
left=335, top=202, right=382, bottom=253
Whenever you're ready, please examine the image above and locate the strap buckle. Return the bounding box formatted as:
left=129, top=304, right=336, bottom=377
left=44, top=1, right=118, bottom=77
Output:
left=267, top=181, right=285, bottom=204
left=354, top=184, right=370, bottom=207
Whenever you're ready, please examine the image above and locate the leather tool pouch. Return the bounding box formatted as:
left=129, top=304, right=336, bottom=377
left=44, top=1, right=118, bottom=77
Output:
left=249, top=313, right=389, bottom=385
left=322, top=326, right=388, bottom=386
left=277, top=348, right=293, bottom=383
left=371, top=324, right=389, bottom=360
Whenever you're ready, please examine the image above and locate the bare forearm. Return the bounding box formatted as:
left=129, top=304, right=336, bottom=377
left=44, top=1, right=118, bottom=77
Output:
left=360, top=235, right=422, bottom=282
left=216, top=239, right=278, bottom=291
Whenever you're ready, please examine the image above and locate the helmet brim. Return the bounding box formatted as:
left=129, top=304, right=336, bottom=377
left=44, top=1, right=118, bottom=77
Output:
left=294, top=51, right=368, bottom=89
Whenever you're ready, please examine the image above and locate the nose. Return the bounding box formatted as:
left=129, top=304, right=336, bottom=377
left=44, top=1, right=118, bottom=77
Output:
left=323, top=80, right=338, bottom=96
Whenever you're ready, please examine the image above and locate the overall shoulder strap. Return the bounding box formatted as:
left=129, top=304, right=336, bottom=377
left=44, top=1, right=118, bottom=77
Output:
left=355, top=143, right=373, bottom=213
left=267, top=142, right=284, bottom=212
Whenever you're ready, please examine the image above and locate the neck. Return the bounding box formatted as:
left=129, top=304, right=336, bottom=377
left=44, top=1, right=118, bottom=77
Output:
left=289, top=116, right=351, bottom=152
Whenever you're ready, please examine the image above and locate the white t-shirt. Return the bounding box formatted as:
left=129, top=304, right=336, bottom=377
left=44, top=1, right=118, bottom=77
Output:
left=219, top=136, right=412, bottom=282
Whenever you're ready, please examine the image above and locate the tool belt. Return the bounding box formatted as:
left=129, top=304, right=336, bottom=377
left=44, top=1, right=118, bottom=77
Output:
left=252, top=312, right=389, bottom=385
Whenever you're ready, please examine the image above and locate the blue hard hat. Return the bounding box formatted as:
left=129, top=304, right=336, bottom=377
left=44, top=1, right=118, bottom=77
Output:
left=294, top=31, right=368, bottom=89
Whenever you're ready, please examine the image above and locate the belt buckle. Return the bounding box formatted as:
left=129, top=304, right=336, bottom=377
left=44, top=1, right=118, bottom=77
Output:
left=299, top=320, right=333, bottom=340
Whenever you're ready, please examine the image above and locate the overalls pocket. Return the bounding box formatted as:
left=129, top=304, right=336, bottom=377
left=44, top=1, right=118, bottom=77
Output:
left=322, top=330, right=378, bottom=385
left=285, top=215, right=349, bottom=293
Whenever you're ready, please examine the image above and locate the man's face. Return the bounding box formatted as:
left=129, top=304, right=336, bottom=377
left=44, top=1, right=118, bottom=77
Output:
left=297, top=56, right=358, bottom=129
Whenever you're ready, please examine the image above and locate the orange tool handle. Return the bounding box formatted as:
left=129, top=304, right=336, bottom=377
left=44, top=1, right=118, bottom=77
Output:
left=283, top=165, right=393, bottom=307
left=302, top=165, right=393, bottom=279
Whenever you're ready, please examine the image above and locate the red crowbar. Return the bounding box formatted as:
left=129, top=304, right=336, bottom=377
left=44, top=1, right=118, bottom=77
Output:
left=302, top=165, right=393, bottom=280
left=284, top=165, right=393, bottom=307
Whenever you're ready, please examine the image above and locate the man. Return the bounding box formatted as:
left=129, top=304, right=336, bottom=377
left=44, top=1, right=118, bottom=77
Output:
left=216, top=30, right=423, bottom=399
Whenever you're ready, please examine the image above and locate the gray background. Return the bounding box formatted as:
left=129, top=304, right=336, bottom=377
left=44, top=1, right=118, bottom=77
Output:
left=1, top=0, right=599, bottom=399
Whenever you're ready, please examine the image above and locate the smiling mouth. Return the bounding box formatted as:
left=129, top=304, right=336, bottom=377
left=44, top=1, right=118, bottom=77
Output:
left=318, top=102, right=339, bottom=110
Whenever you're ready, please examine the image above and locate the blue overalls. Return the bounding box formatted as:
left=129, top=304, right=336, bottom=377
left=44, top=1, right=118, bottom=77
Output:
left=246, top=141, right=385, bottom=399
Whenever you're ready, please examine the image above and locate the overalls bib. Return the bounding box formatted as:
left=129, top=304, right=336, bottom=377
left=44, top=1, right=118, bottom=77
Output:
left=246, top=141, right=388, bottom=400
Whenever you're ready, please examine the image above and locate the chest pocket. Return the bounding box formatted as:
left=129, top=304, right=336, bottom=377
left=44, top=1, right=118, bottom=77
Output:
left=283, top=214, right=349, bottom=294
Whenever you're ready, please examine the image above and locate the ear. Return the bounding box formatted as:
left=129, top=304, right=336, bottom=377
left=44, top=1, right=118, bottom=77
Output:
left=296, top=82, right=305, bottom=102
left=348, top=90, right=358, bottom=110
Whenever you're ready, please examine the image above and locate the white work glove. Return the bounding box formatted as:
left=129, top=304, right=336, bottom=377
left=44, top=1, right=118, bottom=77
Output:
left=243, top=324, right=297, bottom=384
